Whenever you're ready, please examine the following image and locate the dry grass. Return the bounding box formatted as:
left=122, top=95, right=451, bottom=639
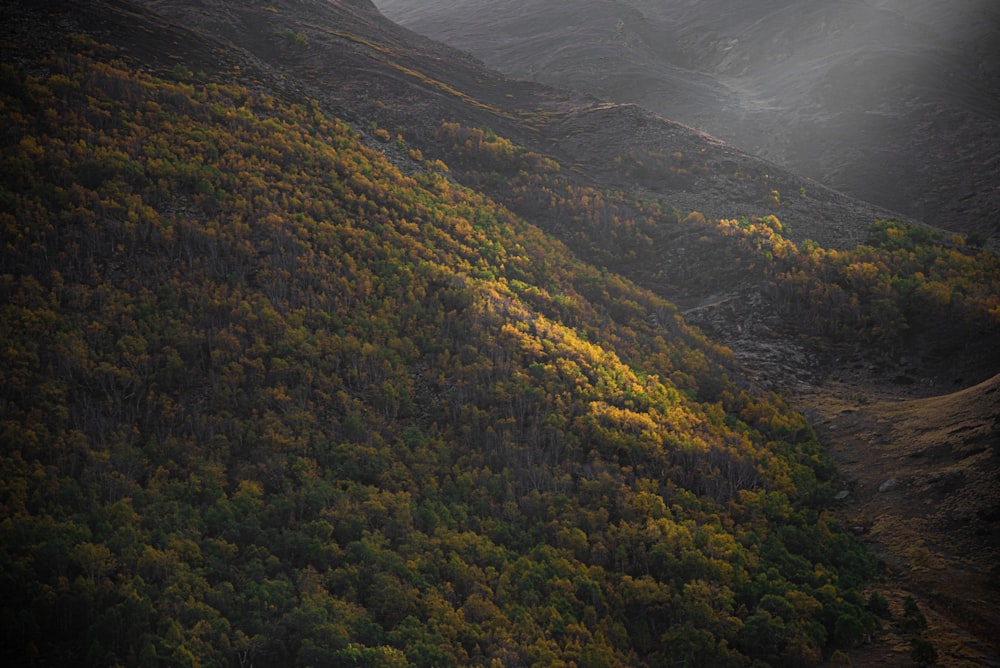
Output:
left=800, top=374, right=1000, bottom=666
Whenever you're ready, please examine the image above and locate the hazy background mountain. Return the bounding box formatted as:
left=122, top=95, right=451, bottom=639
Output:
left=376, top=0, right=1000, bottom=242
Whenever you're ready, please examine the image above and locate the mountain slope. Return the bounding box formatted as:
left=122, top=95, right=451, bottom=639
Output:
left=20, top=0, right=999, bottom=392
left=34, top=0, right=901, bottom=253
left=0, top=9, right=879, bottom=667
left=805, top=373, right=1000, bottom=665
left=1, top=0, right=998, bottom=665
left=376, top=0, right=1000, bottom=242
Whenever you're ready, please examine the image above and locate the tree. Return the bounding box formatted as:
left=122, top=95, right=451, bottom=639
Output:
left=910, top=636, right=937, bottom=666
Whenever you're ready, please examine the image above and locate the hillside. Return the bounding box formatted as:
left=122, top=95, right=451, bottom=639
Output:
left=1, top=0, right=999, bottom=666
left=804, top=374, right=1000, bottom=666
left=60, top=0, right=902, bottom=253
left=0, top=10, right=875, bottom=667
left=376, top=0, right=1000, bottom=243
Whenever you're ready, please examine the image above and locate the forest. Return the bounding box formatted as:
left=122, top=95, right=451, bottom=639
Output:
left=432, top=121, right=1000, bottom=364
left=3, top=29, right=995, bottom=668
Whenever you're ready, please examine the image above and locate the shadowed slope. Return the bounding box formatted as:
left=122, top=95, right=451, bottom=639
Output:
left=805, top=375, right=1000, bottom=665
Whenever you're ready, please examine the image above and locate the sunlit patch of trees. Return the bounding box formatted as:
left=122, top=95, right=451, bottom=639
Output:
left=2, top=37, right=883, bottom=666
left=430, top=119, right=998, bottom=366
left=697, top=215, right=1000, bottom=350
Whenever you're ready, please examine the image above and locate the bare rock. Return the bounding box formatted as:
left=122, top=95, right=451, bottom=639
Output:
left=878, top=478, right=899, bottom=493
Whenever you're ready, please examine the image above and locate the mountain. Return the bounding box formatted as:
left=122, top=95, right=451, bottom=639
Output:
left=1, top=0, right=998, bottom=665
left=376, top=0, right=1000, bottom=243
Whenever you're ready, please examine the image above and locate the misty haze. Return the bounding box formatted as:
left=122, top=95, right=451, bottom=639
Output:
left=376, top=0, right=1000, bottom=242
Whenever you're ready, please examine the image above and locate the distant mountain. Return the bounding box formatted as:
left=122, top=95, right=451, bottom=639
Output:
left=1, top=0, right=997, bottom=665
left=376, top=0, right=1000, bottom=242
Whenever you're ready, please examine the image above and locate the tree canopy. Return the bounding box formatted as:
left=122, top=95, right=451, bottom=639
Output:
left=0, top=35, right=936, bottom=668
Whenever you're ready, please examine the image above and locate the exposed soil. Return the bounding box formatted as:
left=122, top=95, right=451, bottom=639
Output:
left=680, top=280, right=1000, bottom=665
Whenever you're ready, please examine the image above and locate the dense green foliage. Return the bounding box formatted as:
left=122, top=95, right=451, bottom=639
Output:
left=2, top=39, right=888, bottom=667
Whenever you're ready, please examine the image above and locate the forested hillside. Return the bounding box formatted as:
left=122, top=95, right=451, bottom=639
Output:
left=0, top=34, right=887, bottom=668
left=429, top=120, right=1000, bottom=388
left=3, top=0, right=1000, bottom=665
